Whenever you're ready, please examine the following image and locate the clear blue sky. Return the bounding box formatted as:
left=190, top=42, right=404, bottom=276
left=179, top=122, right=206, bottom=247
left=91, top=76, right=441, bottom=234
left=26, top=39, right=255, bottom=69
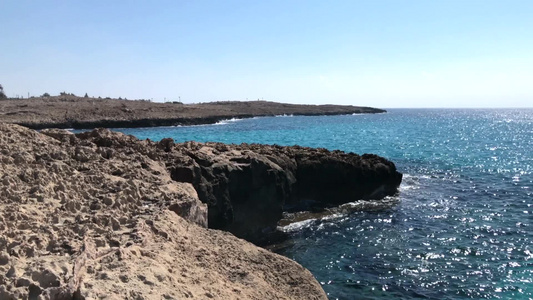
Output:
left=2, top=0, right=532, bottom=108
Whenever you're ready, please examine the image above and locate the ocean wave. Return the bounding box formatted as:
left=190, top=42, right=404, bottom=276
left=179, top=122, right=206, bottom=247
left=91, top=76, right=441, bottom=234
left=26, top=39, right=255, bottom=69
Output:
left=400, top=174, right=433, bottom=191
left=336, top=197, right=400, bottom=212
left=278, top=198, right=399, bottom=233
left=279, top=219, right=317, bottom=232
left=215, top=117, right=244, bottom=125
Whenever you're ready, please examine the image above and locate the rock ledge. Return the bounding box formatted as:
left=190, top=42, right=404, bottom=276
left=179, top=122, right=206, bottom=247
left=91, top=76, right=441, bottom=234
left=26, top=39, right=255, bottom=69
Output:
left=0, top=124, right=327, bottom=299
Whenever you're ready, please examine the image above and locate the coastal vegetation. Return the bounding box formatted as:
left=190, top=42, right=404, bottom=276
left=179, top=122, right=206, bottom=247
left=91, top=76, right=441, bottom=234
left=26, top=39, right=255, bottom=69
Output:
left=0, top=84, right=6, bottom=99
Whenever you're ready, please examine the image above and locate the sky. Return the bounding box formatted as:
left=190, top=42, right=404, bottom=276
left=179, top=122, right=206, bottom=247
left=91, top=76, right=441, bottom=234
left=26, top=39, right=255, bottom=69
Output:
left=1, top=0, right=532, bottom=108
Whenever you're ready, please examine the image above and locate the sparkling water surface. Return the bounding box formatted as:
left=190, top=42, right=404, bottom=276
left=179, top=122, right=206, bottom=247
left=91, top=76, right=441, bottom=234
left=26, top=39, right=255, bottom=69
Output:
left=111, top=109, right=532, bottom=299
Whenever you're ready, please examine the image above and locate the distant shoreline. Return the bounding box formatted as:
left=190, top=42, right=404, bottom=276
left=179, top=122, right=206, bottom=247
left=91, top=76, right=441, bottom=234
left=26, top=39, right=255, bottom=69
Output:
left=0, top=96, right=386, bottom=130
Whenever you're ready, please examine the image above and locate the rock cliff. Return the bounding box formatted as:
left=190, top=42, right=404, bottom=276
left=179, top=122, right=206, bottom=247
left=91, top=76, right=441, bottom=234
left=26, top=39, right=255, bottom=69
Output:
left=164, top=142, right=403, bottom=244
left=0, top=124, right=327, bottom=299
left=0, top=124, right=402, bottom=298
left=73, top=129, right=401, bottom=245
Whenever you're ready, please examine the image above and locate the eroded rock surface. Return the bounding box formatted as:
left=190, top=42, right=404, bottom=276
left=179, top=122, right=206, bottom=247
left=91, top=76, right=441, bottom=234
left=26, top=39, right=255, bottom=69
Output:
left=163, top=142, right=403, bottom=244
left=71, top=128, right=401, bottom=245
left=0, top=124, right=327, bottom=299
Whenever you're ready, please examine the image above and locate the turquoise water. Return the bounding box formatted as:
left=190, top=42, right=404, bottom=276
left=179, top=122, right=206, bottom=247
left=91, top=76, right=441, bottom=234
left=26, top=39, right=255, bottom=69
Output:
left=112, top=109, right=532, bottom=299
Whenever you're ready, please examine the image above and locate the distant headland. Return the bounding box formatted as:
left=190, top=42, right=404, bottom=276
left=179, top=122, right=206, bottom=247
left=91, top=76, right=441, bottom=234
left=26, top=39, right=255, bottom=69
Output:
left=0, top=94, right=385, bottom=129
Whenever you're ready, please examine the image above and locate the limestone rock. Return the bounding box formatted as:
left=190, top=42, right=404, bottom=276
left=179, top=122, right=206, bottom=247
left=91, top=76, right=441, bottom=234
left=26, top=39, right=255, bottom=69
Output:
left=0, top=123, right=327, bottom=299
left=166, top=142, right=402, bottom=244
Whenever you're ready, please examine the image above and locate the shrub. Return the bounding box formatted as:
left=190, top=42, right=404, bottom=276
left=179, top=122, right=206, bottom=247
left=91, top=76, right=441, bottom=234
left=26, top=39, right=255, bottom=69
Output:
left=42, top=92, right=50, bottom=97
left=0, top=84, right=6, bottom=99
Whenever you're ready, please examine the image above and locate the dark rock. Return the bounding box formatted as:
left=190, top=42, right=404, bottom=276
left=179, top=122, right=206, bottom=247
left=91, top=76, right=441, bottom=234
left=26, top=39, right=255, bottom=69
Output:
left=167, top=142, right=402, bottom=244
left=157, top=138, right=174, bottom=152
left=72, top=127, right=402, bottom=244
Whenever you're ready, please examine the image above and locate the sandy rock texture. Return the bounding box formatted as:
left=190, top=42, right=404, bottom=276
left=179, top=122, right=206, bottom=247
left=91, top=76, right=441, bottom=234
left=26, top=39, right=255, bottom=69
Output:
left=0, top=96, right=385, bottom=129
left=0, top=123, right=327, bottom=299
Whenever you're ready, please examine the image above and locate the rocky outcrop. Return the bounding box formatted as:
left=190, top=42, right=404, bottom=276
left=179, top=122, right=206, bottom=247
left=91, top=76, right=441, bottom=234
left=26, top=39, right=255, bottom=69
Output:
left=72, top=128, right=402, bottom=244
left=163, top=143, right=403, bottom=244
left=0, top=124, right=327, bottom=299
left=0, top=123, right=402, bottom=298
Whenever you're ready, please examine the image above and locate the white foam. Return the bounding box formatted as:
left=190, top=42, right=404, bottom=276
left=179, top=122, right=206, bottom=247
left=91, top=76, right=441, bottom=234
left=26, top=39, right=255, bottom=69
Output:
left=215, top=117, right=243, bottom=125
left=279, top=219, right=316, bottom=232
left=400, top=173, right=432, bottom=191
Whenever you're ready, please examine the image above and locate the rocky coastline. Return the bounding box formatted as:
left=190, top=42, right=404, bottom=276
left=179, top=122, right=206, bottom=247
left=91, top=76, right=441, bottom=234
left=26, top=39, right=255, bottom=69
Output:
left=0, top=96, right=385, bottom=130
left=163, top=140, right=402, bottom=244
left=0, top=123, right=401, bottom=299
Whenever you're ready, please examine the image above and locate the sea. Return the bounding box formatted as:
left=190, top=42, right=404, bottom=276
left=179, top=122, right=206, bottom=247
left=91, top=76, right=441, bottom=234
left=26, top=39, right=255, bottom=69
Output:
left=108, top=109, right=532, bottom=299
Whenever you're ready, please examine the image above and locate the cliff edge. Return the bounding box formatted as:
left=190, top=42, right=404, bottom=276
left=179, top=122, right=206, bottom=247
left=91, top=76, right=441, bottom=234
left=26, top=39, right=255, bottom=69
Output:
left=163, top=141, right=403, bottom=244
left=76, top=128, right=402, bottom=244
left=0, top=124, right=327, bottom=299
left=0, top=123, right=402, bottom=299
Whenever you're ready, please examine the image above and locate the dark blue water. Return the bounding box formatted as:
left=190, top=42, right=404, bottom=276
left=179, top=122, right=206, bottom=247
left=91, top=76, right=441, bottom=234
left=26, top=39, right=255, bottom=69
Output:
left=111, top=109, right=532, bottom=299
